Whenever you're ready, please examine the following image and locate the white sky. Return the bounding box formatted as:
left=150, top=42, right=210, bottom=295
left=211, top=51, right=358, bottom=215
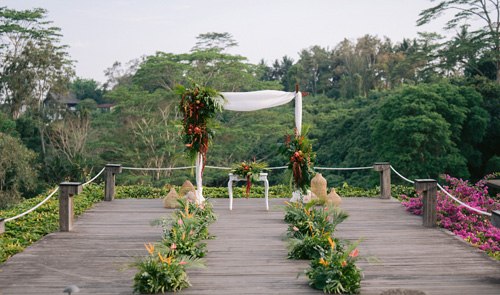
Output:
left=2, top=0, right=460, bottom=84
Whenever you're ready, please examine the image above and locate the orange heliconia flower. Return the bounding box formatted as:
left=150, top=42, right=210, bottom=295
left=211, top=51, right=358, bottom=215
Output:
left=145, top=243, right=155, bottom=255
left=158, top=252, right=172, bottom=265
left=327, top=237, right=335, bottom=250
left=349, top=249, right=359, bottom=258
left=318, top=258, right=328, bottom=266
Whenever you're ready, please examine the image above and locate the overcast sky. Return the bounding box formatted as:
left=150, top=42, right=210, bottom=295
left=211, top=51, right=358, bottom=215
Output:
left=2, top=0, right=457, bottom=84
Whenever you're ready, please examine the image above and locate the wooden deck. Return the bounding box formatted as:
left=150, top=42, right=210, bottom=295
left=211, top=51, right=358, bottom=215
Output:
left=0, top=197, right=499, bottom=294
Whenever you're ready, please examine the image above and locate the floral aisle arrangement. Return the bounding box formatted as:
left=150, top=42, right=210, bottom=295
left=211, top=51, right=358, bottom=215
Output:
left=232, top=160, right=268, bottom=198
left=280, top=201, right=368, bottom=294
left=277, top=125, right=316, bottom=195
left=177, top=81, right=225, bottom=170
left=127, top=199, right=217, bottom=293
left=402, top=173, right=500, bottom=259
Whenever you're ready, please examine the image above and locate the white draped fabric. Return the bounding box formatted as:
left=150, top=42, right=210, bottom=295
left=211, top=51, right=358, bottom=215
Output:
left=195, top=90, right=303, bottom=202
left=219, top=90, right=296, bottom=111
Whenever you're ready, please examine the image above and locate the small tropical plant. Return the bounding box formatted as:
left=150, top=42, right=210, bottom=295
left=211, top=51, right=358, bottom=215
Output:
left=300, top=238, right=364, bottom=294
left=129, top=243, right=206, bottom=294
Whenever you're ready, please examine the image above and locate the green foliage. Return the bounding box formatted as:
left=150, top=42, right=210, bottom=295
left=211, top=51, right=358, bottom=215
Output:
left=129, top=244, right=206, bottom=294
left=302, top=238, right=364, bottom=294
left=373, top=83, right=488, bottom=181
left=0, top=133, right=38, bottom=209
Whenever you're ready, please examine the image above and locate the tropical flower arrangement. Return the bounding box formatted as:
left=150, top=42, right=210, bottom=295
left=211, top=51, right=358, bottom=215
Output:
left=127, top=198, right=217, bottom=293
left=280, top=200, right=368, bottom=294
left=401, top=173, right=500, bottom=259
left=232, top=159, right=268, bottom=198
left=176, top=80, right=225, bottom=171
left=277, top=125, right=316, bottom=195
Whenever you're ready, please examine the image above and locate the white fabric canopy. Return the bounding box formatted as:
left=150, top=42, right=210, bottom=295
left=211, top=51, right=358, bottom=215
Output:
left=195, top=90, right=303, bottom=202
left=219, top=90, right=297, bottom=112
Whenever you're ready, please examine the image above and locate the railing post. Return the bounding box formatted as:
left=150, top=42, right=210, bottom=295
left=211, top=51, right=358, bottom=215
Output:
left=105, top=164, right=122, bottom=201
left=374, top=162, right=391, bottom=199
left=414, top=179, right=438, bottom=227
left=0, top=218, right=4, bottom=234
left=492, top=211, right=500, bottom=229
left=59, top=182, right=83, bottom=232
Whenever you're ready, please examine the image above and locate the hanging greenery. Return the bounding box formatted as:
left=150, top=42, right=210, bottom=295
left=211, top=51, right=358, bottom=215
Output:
left=232, top=159, right=268, bottom=198
left=176, top=81, right=226, bottom=171
left=277, top=124, right=316, bottom=195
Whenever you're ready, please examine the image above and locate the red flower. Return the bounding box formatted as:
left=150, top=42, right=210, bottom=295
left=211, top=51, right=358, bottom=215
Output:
left=194, top=127, right=201, bottom=134
left=349, top=249, right=359, bottom=258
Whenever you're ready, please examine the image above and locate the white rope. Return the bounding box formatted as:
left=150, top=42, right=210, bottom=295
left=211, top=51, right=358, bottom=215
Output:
left=122, top=166, right=194, bottom=171
left=82, top=167, right=106, bottom=186
left=315, top=166, right=373, bottom=170
left=437, top=183, right=491, bottom=216
left=265, top=166, right=288, bottom=170
left=5, top=167, right=106, bottom=223
left=205, top=165, right=232, bottom=170
left=390, top=166, right=415, bottom=184
left=4, top=187, right=59, bottom=222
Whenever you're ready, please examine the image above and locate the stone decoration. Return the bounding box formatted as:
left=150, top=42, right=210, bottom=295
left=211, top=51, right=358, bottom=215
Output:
left=163, top=188, right=181, bottom=208
left=179, top=180, right=195, bottom=197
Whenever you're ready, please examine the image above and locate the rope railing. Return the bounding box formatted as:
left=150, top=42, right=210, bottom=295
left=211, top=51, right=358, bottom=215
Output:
left=4, top=187, right=59, bottom=222
left=82, top=167, right=106, bottom=186
left=437, top=183, right=491, bottom=216
left=122, top=166, right=194, bottom=171
left=316, top=166, right=373, bottom=170
left=3, top=166, right=106, bottom=223
left=391, top=165, right=492, bottom=216
left=390, top=166, right=415, bottom=184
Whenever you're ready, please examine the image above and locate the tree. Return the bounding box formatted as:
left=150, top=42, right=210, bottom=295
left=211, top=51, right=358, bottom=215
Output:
left=191, top=32, right=237, bottom=52
left=372, top=83, right=488, bottom=180
left=418, top=0, right=500, bottom=82
left=0, top=132, right=37, bottom=209
left=0, top=7, right=71, bottom=118
left=70, top=77, right=104, bottom=104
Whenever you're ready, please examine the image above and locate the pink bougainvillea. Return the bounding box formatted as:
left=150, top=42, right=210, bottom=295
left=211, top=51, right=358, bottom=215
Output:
left=401, top=174, right=500, bottom=259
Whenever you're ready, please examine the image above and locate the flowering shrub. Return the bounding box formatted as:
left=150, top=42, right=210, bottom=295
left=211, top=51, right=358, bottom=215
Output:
left=130, top=199, right=216, bottom=292
left=280, top=200, right=365, bottom=293
left=402, top=174, right=500, bottom=259
left=301, top=237, right=364, bottom=294
left=130, top=243, right=206, bottom=293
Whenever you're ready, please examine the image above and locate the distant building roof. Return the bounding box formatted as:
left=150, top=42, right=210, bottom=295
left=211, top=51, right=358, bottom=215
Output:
left=45, top=92, right=80, bottom=105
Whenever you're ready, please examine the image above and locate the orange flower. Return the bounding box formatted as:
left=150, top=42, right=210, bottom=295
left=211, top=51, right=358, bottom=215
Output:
left=284, top=201, right=292, bottom=206
left=327, top=237, right=335, bottom=250
left=342, top=260, right=347, bottom=266
left=318, top=258, right=328, bottom=266
left=158, top=252, right=172, bottom=265
left=179, top=261, right=187, bottom=265
left=145, top=243, right=155, bottom=255
left=349, top=249, right=359, bottom=258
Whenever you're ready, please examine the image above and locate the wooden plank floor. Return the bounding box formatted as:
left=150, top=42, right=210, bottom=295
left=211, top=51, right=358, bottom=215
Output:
left=0, top=197, right=499, bottom=294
